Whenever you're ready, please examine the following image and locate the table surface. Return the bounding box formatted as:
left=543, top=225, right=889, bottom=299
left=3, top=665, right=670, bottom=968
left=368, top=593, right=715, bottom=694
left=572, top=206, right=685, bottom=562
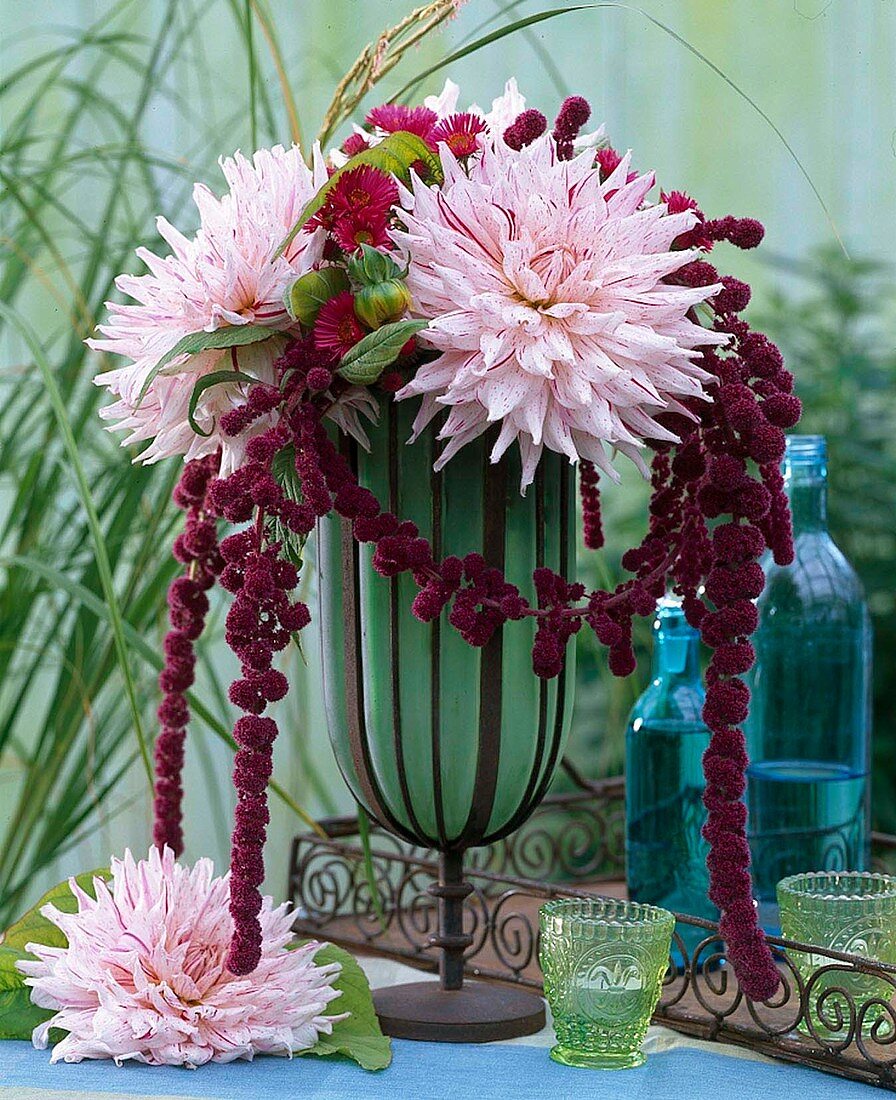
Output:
left=0, top=957, right=872, bottom=1099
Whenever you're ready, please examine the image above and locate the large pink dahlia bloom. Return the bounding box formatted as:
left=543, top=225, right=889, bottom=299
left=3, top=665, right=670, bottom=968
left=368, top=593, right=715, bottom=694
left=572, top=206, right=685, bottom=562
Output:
left=90, top=146, right=329, bottom=475
left=393, top=136, right=727, bottom=489
left=19, top=848, right=345, bottom=1066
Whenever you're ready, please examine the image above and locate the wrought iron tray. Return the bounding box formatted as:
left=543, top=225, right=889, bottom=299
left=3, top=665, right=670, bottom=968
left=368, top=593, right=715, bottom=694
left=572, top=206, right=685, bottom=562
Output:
left=289, top=767, right=896, bottom=1090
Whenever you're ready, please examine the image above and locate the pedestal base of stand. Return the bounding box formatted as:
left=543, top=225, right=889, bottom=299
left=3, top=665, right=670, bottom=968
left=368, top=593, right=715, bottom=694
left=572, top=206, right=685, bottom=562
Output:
left=373, top=980, right=545, bottom=1043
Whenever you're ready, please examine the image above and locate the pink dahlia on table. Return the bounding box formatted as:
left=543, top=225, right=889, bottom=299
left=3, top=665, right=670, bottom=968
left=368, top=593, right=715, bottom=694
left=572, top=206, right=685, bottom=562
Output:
left=89, top=146, right=329, bottom=475
left=18, top=847, right=345, bottom=1067
left=393, top=136, right=726, bottom=489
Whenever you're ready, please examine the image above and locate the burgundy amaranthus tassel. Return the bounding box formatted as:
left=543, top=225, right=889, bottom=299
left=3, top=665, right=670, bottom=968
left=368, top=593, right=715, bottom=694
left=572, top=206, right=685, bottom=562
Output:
left=154, top=454, right=222, bottom=854
left=206, top=412, right=314, bottom=975
left=579, top=461, right=604, bottom=550
left=502, top=109, right=547, bottom=151
left=552, top=95, right=591, bottom=160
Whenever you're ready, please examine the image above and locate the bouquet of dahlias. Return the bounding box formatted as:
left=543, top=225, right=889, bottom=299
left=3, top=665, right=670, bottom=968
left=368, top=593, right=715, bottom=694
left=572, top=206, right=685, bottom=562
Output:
left=90, top=72, right=799, bottom=1002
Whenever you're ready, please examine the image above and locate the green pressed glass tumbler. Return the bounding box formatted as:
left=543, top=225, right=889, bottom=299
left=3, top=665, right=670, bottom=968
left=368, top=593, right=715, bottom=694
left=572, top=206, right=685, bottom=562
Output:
left=778, top=872, right=896, bottom=1041
left=539, top=898, right=673, bottom=1069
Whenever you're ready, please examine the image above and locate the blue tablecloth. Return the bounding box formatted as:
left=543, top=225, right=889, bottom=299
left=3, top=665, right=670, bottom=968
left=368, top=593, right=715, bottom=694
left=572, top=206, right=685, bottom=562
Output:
left=0, top=1039, right=873, bottom=1099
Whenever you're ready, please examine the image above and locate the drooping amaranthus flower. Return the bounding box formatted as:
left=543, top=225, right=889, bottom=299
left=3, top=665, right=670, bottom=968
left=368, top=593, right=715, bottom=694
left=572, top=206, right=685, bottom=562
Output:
left=19, top=848, right=345, bottom=1066
left=392, top=136, right=727, bottom=490
left=154, top=453, right=223, bottom=853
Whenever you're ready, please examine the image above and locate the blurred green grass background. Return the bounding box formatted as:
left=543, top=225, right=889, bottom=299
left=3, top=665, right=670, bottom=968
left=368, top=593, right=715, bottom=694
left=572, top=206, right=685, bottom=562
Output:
left=0, top=0, right=893, bottom=919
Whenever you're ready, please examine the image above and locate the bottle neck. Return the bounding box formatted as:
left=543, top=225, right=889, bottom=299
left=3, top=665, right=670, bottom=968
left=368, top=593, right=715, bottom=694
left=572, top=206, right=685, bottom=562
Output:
left=786, top=477, right=828, bottom=532
left=651, top=623, right=702, bottom=682
left=783, top=436, right=828, bottom=534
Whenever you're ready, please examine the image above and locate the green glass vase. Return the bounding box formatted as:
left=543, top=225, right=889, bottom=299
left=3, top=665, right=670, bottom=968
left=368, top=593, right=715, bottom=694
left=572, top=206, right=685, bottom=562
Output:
left=317, top=402, right=577, bottom=1041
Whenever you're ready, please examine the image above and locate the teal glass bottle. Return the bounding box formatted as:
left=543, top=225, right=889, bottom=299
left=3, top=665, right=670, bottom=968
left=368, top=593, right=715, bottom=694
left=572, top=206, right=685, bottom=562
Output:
left=746, top=435, right=872, bottom=929
left=625, top=597, right=718, bottom=962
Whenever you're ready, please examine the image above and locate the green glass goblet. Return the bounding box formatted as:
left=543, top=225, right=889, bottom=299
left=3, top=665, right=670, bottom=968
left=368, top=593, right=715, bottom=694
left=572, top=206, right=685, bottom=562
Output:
left=778, top=871, right=896, bottom=1042
left=539, top=897, right=674, bottom=1070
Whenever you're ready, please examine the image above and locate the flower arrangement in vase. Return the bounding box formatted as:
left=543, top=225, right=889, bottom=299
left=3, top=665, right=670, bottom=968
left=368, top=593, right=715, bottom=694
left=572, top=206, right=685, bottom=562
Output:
left=81, top=43, right=801, bottom=1040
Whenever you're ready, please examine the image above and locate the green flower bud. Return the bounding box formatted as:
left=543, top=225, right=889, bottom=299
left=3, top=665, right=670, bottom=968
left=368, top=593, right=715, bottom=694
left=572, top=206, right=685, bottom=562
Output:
left=354, top=278, right=413, bottom=329
left=285, top=267, right=349, bottom=328
left=347, top=243, right=405, bottom=287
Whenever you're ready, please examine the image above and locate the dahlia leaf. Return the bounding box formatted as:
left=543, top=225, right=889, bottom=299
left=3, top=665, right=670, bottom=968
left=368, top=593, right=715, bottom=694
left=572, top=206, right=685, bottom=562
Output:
left=337, top=320, right=427, bottom=385
left=0, top=947, right=53, bottom=1041
left=301, top=942, right=391, bottom=1070
left=0, top=872, right=109, bottom=1042
left=186, top=369, right=263, bottom=436
left=275, top=130, right=443, bottom=259
left=1, top=869, right=109, bottom=956
left=137, top=324, right=286, bottom=406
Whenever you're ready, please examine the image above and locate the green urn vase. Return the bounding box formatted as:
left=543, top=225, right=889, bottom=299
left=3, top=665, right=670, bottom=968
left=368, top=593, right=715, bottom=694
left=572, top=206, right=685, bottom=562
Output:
left=317, top=401, right=577, bottom=1041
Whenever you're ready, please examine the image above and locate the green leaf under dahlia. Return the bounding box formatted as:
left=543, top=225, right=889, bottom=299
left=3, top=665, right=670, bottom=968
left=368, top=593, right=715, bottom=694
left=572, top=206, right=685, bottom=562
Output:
left=275, top=131, right=443, bottom=260
left=286, top=267, right=350, bottom=328
left=137, top=325, right=287, bottom=406
left=0, top=870, right=109, bottom=1042
left=337, top=319, right=427, bottom=385
left=300, top=942, right=391, bottom=1071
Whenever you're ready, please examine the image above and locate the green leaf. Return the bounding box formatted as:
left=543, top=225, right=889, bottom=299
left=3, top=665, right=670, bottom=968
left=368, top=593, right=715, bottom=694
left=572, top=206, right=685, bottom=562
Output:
left=338, top=320, right=427, bottom=385
left=0, top=946, right=52, bottom=1041
left=270, top=444, right=309, bottom=573
left=302, top=942, right=391, bottom=1071
left=0, top=871, right=109, bottom=1042
left=186, top=369, right=263, bottom=436
left=276, top=131, right=443, bottom=260
left=136, top=324, right=286, bottom=406
left=1, top=869, right=109, bottom=955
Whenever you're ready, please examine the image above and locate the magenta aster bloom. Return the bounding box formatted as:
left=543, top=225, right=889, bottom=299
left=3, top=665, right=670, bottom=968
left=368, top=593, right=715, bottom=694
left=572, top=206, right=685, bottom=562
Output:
left=314, top=292, right=368, bottom=355
left=392, top=136, right=726, bottom=489
left=19, top=848, right=345, bottom=1067
left=431, top=112, right=487, bottom=157
left=89, top=145, right=327, bottom=475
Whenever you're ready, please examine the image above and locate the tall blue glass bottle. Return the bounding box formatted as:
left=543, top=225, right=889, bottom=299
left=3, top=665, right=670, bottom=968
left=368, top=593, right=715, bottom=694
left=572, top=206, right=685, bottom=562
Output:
left=746, top=435, right=872, bottom=928
left=626, top=597, right=718, bottom=961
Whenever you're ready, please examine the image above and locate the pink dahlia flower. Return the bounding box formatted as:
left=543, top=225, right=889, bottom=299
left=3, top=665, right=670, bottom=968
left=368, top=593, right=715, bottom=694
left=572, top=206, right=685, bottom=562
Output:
left=392, top=136, right=727, bottom=489
left=19, top=848, right=345, bottom=1067
left=89, top=146, right=364, bottom=475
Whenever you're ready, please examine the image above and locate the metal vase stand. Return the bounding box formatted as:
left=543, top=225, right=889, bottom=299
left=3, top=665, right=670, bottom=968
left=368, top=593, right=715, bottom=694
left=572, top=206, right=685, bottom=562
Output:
left=289, top=767, right=896, bottom=1090
left=316, top=414, right=576, bottom=1041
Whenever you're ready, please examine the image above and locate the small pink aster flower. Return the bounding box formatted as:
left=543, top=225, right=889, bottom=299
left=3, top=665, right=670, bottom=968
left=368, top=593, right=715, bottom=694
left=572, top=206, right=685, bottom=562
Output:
left=89, top=145, right=328, bottom=475
left=340, top=131, right=371, bottom=158
left=392, top=135, right=726, bottom=489
left=431, top=112, right=487, bottom=157
left=19, top=847, right=346, bottom=1067
left=365, top=103, right=438, bottom=141
left=314, top=292, right=368, bottom=355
